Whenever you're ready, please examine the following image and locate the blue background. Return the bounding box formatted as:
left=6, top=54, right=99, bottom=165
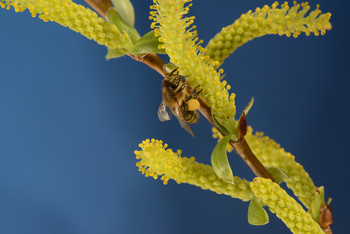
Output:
left=0, top=0, right=348, bottom=233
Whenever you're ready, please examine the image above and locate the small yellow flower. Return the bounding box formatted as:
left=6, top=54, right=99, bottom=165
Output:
left=135, top=139, right=253, bottom=201
left=251, top=178, right=323, bottom=233
left=0, top=0, right=127, bottom=49
left=206, top=1, right=332, bottom=65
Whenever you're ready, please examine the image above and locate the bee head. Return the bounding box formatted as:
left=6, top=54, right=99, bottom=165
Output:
left=163, top=76, right=184, bottom=91
left=163, top=79, right=176, bottom=90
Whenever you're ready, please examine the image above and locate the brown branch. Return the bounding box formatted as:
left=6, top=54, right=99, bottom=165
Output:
left=84, top=0, right=274, bottom=180
left=128, top=53, right=166, bottom=77
left=230, top=139, right=274, bottom=180
left=84, top=0, right=113, bottom=19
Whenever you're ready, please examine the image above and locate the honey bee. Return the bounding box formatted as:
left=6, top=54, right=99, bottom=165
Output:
left=158, top=67, right=203, bottom=137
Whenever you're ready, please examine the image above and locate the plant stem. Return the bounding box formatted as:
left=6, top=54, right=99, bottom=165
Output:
left=128, top=53, right=166, bottom=76
left=230, top=139, right=274, bottom=180
left=84, top=0, right=275, bottom=181
left=84, top=0, right=113, bottom=19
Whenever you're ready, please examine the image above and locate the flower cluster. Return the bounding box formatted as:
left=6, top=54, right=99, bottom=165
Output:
left=251, top=178, right=323, bottom=233
left=245, top=127, right=317, bottom=209
left=135, top=139, right=253, bottom=201
left=0, top=0, right=126, bottom=49
left=150, top=0, right=237, bottom=129
left=205, top=1, right=332, bottom=65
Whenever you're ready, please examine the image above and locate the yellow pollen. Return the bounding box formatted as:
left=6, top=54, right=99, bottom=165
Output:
left=187, top=99, right=200, bottom=111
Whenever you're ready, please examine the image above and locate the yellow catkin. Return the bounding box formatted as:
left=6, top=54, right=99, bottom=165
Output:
left=151, top=0, right=236, bottom=129
left=0, top=0, right=127, bottom=49
left=135, top=139, right=253, bottom=201
left=246, top=127, right=317, bottom=208
left=212, top=126, right=317, bottom=209
left=206, top=1, right=332, bottom=65
left=251, top=178, right=323, bottom=234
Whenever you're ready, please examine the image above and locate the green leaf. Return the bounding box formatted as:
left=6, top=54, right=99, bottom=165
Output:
left=107, top=8, right=139, bottom=45
left=212, top=113, right=230, bottom=136
left=132, top=30, right=166, bottom=55
left=106, top=48, right=128, bottom=60
left=310, top=186, right=325, bottom=223
left=211, top=134, right=234, bottom=183
left=244, top=97, right=254, bottom=115
left=212, top=114, right=238, bottom=141
left=267, top=167, right=289, bottom=184
left=248, top=198, right=269, bottom=226
left=111, top=0, right=135, bottom=26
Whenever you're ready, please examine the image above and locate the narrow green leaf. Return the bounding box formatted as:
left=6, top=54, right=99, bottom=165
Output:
left=132, top=30, right=166, bottom=55
left=212, top=113, right=230, bottom=136
left=106, top=48, right=128, bottom=60
left=111, top=0, right=135, bottom=26
left=248, top=198, right=269, bottom=226
left=212, top=114, right=238, bottom=141
left=244, top=97, right=254, bottom=115
left=107, top=8, right=139, bottom=45
left=310, top=186, right=325, bottom=223
left=267, top=167, right=289, bottom=184
left=211, top=134, right=234, bottom=183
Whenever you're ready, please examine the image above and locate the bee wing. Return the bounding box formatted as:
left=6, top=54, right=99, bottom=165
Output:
left=174, top=100, right=194, bottom=137
left=158, top=100, right=172, bottom=122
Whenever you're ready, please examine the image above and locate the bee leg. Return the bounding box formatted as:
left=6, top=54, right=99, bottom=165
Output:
left=184, top=94, right=194, bottom=103
left=184, top=86, right=201, bottom=103
left=192, top=86, right=203, bottom=99
left=181, top=101, right=188, bottom=111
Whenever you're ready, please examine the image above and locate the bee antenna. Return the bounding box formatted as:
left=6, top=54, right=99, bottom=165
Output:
left=169, top=67, right=179, bottom=77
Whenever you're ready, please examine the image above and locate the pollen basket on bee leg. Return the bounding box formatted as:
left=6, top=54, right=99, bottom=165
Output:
left=187, top=99, right=200, bottom=111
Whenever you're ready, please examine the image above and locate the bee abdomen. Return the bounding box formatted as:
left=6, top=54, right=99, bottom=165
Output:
left=184, top=111, right=199, bottom=124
